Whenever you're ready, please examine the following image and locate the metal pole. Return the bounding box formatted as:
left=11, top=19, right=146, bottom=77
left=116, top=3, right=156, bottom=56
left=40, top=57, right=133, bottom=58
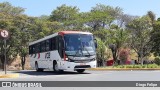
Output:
left=4, top=39, right=7, bottom=74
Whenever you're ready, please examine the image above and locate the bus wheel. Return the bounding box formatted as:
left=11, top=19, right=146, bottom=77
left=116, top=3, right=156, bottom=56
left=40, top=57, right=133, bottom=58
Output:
left=53, top=61, right=59, bottom=72
left=35, top=62, right=43, bottom=72
left=76, top=69, right=85, bottom=73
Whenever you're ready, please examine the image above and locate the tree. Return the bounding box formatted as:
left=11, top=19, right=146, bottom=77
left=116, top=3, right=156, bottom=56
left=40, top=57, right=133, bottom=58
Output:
left=50, top=4, right=80, bottom=29
left=126, top=16, right=153, bottom=65
left=12, top=15, right=31, bottom=70
left=116, top=14, right=137, bottom=28
left=108, top=28, right=129, bottom=65
left=96, top=38, right=107, bottom=67
left=0, top=2, right=24, bottom=16
left=0, top=2, right=25, bottom=70
left=147, top=11, right=156, bottom=26
left=151, top=19, right=160, bottom=56
left=84, top=4, right=123, bottom=31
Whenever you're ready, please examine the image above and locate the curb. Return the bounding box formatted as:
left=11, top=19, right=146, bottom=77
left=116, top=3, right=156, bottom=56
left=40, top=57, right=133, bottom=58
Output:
left=88, top=68, right=160, bottom=71
left=0, top=74, right=19, bottom=78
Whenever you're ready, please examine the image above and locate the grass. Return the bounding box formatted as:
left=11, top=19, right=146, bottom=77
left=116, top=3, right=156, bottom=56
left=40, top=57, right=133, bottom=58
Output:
left=98, top=64, right=160, bottom=69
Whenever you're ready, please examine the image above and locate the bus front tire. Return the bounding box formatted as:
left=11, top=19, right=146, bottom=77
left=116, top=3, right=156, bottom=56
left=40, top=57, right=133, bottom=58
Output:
left=76, top=69, right=85, bottom=73
left=35, top=62, right=43, bottom=72
left=53, top=61, right=59, bottom=72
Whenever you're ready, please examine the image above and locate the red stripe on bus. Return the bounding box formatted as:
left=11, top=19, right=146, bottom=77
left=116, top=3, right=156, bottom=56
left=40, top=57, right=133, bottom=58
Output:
left=58, top=31, right=92, bottom=35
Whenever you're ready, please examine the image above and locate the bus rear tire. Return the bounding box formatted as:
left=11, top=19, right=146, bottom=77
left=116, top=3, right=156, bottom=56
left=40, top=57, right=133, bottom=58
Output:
left=76, top=69, right=85, bottom=73
left=35, top=62, right=43, bottom=72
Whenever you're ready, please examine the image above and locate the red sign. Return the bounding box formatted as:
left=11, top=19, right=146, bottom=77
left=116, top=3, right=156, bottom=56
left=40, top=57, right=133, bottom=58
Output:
left=0, top=30, right=10, bottom=39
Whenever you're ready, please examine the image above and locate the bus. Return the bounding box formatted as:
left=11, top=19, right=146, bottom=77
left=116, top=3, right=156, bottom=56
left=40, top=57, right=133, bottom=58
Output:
left=29, top=31, right=97, bottom=73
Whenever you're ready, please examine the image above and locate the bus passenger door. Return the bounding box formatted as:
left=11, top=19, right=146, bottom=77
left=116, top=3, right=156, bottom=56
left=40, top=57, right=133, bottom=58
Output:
left=58, top=35, right=64, bottom=69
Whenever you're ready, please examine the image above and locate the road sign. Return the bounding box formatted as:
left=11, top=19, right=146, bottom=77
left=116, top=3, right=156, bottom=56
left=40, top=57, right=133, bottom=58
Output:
left=0, top=30, right=9, bottom=39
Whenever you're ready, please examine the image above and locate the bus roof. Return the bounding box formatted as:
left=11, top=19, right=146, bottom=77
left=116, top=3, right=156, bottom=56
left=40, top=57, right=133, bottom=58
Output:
left=58, top=31, right=92, bottom=35
left=29, top=31, right=92, bottom=46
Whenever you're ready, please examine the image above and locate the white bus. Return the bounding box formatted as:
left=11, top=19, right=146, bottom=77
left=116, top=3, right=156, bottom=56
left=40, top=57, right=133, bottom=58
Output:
left=29, top=31, right=97, bottom=73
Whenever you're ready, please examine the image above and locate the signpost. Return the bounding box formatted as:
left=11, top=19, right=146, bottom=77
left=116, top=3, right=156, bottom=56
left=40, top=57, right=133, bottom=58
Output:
left=0, top=30, right=9, bottom=74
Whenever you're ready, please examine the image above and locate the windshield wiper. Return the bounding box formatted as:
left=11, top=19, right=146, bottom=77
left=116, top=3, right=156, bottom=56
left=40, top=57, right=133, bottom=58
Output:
left=74, top=48, right=83, bottom=57
left=83, top=45, right=91, bottom=57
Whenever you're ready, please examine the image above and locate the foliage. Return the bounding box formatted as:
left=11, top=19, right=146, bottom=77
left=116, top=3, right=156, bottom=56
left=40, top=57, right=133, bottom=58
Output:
left=119, top=48, right=130, bottom=64
left=50, top=4, right=80, bottom=30
left=126, top=16, right=153, bottom=65
left=147, top=11, right=156, bottom=25
left=113, top=64, right=159, bottom=68
left=151, top=21, right=160, bottom=56
left=96, top=38, right=106, bottom=66
left=154, top=57, right=160, bottom=65
left=0, top=2, right=24, bottom=15
left=84, top=4, right=123, bottom=31
left=107, top=28, right=129, bottom=65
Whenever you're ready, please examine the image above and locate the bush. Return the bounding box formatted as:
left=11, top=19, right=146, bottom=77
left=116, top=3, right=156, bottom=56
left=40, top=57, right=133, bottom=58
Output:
left=147, top=64, right=159, bottom=68
left=111, top=64, right=160, bottom=68
left=154, top=57, right=160, bottom=65
left=125, top=65, right=133, bottom=68
left=116, top=65, right=125, bottom=68
left=142, top=65, right=147, bottom=68
left=133, top=65, right=142, bottom=68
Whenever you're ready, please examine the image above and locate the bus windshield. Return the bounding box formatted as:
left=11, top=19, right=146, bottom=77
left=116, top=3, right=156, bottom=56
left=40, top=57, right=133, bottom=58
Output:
left=64, top=34, right=96, bottom=56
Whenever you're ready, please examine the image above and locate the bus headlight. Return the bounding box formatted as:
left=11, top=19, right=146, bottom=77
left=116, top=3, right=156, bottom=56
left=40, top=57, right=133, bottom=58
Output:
left=91, top=58, right=96, bottom=61
left=66, top=58, right=68, bottom=61
left=66, top=58, right=72, bottom=62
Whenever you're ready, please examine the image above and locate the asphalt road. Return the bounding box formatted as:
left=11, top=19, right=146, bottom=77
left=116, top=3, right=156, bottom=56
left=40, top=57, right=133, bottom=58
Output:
left=1, top=70, right=160, bottom=81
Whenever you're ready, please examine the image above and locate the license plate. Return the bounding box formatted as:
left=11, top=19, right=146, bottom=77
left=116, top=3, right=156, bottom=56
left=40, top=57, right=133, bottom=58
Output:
left=80, top=63, right=86, bottom=65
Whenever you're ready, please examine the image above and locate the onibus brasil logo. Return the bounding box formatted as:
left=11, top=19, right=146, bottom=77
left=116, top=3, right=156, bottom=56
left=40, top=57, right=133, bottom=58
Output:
left=1, top=82, right=42, bottom=87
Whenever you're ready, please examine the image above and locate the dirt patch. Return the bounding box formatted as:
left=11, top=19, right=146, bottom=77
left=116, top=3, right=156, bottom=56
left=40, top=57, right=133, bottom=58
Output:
left=7, top=55, right=31, bottom=71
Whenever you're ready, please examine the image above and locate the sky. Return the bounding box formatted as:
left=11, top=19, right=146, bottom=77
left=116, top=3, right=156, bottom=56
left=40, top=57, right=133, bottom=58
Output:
left=0, top=0, right=160, bottom=18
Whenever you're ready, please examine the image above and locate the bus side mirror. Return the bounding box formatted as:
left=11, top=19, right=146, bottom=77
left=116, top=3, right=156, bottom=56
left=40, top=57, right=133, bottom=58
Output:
left=94, top=39, right=97, bottom=49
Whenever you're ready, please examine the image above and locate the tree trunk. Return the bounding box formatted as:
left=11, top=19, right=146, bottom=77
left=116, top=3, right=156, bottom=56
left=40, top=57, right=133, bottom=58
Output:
left=112, top=50, right=117, bottom=66
left=21, top=56, right=26, bottom=70
left=140, top=56, right=144, bottom=65
left=0, top=55, right=5, bottom=71
left=103, top=59, right=105, bottom=67
left=138, top=56, right=140, bottom=64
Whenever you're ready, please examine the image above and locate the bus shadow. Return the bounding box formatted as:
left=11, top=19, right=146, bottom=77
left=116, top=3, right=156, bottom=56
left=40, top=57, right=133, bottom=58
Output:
left=14, top=70, right=91, bottom=76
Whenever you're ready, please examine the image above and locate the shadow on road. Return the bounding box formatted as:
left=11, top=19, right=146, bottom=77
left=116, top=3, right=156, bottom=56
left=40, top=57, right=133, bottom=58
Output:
left=13, top=70, right=91, bottom=76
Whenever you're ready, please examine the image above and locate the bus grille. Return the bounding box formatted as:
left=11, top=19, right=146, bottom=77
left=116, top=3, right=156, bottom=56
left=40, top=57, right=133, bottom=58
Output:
left=70, top=60, right=90, bottom=63
left=74, top=65, right=91, bottom=68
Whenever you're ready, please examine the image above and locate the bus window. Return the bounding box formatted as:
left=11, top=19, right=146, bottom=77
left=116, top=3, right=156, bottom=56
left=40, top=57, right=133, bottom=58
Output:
left=41, top=41, right=46, bottom=52
left=32, top=45, right=35, bottom=54
left=34, top=43, right=40, bottom=53
left=29, top=46, right=33, bottom=54
left=46, top=39, right=50, bottom=51
left=51, top=37, right=56, bottom=50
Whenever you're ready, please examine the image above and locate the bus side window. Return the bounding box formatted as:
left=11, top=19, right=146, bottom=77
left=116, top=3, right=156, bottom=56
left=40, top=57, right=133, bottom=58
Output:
left=55, top=36, right=59, bottom=50
left=46, top=39, right=50, bottom=51
left=32, top=45, right=35, bottom=54
left=35, top=43, right=40, bottom=53
left=41, top=41, right=46, bottom=52
left=37, top=43, right=41, bottom=53
left=49, top=38, right=52, bottom=51
left=29, top=46, right=33, bottom=54
left=51, top=37, right=56, bottom=50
